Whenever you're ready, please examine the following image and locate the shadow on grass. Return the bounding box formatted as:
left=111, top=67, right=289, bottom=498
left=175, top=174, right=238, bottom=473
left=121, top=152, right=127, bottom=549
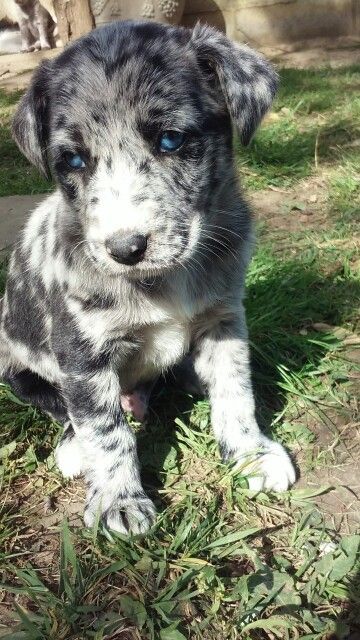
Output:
left=245, top=255, right=359, bottom=431
left=335, top=570, right=360, bottom=639
left=246, top=257, right=360, bottom=639
left=0, top=125, right=53, bottom=197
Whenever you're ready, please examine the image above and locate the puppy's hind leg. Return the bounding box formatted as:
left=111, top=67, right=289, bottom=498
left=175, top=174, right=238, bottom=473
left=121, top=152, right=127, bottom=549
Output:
left=55, top=422, right=85, bottom=479
left=3, top=368, right=68, bottom=422
left=2, top=368, right=85, bottom=478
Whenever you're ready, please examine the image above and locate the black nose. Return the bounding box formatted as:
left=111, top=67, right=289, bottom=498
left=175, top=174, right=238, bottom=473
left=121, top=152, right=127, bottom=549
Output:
left=105, top=233, right=148, bottom=265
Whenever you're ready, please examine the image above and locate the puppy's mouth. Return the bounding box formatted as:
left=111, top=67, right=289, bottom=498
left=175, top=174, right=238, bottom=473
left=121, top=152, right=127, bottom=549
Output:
left=85, top=241, right=187, bottom=278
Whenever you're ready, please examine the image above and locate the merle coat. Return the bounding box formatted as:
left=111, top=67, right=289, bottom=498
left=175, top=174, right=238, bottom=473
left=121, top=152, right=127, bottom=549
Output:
left=0, top=21, right=295, bottom=534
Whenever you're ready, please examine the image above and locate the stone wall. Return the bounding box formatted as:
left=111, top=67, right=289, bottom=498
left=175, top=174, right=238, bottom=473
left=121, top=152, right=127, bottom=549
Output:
left=1, top=0, right=358, bottom=47
left=181, top=0, right=360, bottom=46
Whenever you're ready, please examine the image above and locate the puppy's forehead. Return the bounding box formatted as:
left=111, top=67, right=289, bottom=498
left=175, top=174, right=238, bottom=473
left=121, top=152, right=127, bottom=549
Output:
left=50, top=22, right=203, bottom=129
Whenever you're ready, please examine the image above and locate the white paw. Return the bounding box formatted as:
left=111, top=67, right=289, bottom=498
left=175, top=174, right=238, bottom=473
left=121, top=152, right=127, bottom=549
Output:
left=234, top=436, right=296, bottom=492
left=55, top=425, right=85, bottom=479
left=84, top=492, right=156, bottom=535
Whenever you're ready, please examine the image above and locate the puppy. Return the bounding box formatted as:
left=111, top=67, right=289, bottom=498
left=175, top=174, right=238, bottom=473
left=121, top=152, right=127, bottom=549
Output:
left=13, top=0, right=55, bottom=52
left=0, top=21, right=295, bottom=534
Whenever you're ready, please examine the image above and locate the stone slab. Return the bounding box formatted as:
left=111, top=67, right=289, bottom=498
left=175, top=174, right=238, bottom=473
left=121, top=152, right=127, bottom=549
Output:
left=0, top=194, right=45, bottom=252
left=0, top=47, right=59, bottom=91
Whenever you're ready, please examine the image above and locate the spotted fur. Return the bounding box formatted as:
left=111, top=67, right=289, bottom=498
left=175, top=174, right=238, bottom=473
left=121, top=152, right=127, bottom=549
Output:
left=0, top=21, right=295, bottom=534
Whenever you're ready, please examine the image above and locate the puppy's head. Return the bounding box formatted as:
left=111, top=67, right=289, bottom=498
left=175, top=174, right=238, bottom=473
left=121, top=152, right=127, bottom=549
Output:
left=13, top=21, right=277, bottom=277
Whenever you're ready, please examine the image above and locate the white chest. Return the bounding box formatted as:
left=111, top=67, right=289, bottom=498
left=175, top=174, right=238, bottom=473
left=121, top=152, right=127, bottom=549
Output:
left=70, top=276, right=198, bottom=386
left=119, top=291, right=194, bottom=387
left=140, top=319, right=190, bottom=371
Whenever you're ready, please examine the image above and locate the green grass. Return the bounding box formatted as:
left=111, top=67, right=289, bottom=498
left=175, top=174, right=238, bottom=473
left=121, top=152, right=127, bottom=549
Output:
left=237, top=66, right=360, bottom=190
left=0, top=90, right=52, bottom=197
left=0, top=64, right=360, bottom=638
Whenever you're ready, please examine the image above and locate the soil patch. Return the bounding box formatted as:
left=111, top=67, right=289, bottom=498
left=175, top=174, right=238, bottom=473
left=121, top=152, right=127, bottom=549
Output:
left=249, top=175, right=330, bottom=233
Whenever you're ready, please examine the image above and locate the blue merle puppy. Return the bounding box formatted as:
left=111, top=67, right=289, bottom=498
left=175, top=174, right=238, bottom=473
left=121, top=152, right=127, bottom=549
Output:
left=0, top=20, right=295, bottom=534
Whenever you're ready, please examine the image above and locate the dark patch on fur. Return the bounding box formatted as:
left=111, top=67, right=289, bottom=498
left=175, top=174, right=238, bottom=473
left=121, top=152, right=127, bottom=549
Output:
left=3, top=268, right=49, bottom=352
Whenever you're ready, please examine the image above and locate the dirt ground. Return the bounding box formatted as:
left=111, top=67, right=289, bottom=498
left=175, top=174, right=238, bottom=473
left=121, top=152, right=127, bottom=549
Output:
left=249, top=175, right=330, bottom=232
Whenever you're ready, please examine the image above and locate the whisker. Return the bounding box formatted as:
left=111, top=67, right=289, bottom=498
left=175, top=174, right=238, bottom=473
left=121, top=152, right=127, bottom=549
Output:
left=68, top=239, right=89, bottom=260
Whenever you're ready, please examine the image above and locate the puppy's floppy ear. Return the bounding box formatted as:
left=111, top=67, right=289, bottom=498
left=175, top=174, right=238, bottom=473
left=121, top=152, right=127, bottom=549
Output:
left=190, top=23, right=278, bottom=146
left=12, top=60, right=52, bottom=178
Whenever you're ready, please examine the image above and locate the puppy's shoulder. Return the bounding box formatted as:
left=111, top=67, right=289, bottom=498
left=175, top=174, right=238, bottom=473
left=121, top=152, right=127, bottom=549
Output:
left=20, top=191, right=61, bottom=248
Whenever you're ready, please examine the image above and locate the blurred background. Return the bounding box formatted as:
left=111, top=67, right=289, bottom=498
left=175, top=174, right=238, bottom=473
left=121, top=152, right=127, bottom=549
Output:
left=1, top=1, right=360, bottom=89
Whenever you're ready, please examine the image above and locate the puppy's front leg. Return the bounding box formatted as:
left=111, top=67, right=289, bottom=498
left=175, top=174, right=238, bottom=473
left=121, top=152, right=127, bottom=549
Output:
left=194, top=305, right=295, bottom=491
left=34, top=7, right=51, bottom=50
left=18, top=18, right=34, bottom=52
left=60, top=367, right=155, bottom=534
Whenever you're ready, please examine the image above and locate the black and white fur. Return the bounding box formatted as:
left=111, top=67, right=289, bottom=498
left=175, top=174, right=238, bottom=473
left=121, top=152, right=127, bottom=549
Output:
left=0, top=21, right=295, bottom=534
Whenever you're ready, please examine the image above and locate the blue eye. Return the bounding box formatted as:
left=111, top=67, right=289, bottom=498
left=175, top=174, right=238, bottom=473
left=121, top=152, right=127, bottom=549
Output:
left=158, top=130, right=185, bottom=153
left=65, top=152, right=86, bottom=169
